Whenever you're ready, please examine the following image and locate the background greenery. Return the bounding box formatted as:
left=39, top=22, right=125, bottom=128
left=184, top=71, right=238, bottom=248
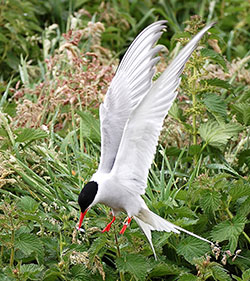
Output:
left=0, top=0, right=249, bottom=280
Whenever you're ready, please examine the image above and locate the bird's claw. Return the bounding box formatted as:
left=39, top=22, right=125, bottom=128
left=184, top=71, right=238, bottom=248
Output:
left=102, top=223, right=112, bottom=233
left=119, top=217, right=132, bottom=235
left=102, top=216, right=116, bottom=233
left=76, top=226, right=85, bottom=232
left=119, top=224, right=128, bottom=234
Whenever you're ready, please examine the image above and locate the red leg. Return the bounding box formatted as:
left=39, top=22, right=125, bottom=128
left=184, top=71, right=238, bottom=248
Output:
left=102, top=216, right=116, bottom=233
left=120, top=217, right=132, bottom=234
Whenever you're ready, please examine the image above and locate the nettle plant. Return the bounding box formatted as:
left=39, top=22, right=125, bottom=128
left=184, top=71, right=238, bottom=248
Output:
left=0, top=16, right=249, bottom=281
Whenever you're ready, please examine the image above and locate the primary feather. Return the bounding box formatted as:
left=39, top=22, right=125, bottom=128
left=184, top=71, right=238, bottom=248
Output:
left=111, top=22, right=216, bottom=195
left=98, top=20, right=167, bottom=173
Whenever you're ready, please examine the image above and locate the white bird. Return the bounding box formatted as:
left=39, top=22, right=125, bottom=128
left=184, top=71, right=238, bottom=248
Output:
left=78, top=20, right=215, bottom=259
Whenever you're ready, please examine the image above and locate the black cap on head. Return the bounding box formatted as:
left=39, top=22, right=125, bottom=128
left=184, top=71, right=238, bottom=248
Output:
left=78, top=181, right=98, bottom=212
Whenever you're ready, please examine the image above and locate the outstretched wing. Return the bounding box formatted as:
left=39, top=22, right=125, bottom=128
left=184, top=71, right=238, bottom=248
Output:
left=97, top=21, right=167, bottom=173
left=110, top=23, right=216, bottom=194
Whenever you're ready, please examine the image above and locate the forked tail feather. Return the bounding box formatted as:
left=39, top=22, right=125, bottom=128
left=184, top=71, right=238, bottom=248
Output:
left=135, top=209, right=212, bottom=260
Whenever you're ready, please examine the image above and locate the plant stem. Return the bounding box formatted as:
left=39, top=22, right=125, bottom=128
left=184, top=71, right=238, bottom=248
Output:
left=114, top=231, right=121, bottom=258
left=242, top=231, right=250, bottom=244
left=114, top=228, right=125, bottom=281
left=225, top=207, right=250, bottom=245
left=10, top=216, right=15, bottom=267
left=0, top=246, right=3, bottom=266
left=192, top=92, right=197, bottom=146
left=192, top=87, right=198, bottom=166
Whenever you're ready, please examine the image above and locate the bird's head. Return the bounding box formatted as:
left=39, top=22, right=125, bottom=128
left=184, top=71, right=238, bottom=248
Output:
left=77, top=181, right=98, bottom=230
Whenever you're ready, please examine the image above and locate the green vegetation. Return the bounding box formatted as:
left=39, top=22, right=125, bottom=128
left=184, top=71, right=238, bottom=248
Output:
left=0, top=1, right=249, bottom=280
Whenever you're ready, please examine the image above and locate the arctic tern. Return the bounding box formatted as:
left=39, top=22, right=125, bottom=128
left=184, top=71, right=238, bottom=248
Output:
left=78, top=20, right=215, bottom=258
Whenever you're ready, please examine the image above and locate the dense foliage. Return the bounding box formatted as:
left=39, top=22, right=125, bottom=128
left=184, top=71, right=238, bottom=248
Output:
left=0, top=1, right=249, bottom=280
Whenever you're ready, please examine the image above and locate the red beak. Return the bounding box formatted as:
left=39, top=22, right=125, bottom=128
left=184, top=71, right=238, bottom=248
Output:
left=78, top=209, right=88, bottom=229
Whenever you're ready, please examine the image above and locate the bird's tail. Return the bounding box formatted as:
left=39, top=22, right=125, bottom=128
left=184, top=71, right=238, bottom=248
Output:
left=134, top=209, right=212, bottom=260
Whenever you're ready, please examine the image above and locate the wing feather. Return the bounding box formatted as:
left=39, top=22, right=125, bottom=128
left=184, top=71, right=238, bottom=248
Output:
left=98, top=21, right=167, bottom=173
left=111, top=23, right=216, bottom=192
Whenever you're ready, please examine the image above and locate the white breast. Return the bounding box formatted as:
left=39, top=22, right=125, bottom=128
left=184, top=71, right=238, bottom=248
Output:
left=91, top=172, right=146, bottom=217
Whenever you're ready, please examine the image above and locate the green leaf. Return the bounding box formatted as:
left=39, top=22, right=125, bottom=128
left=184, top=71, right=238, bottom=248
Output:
left=149, top=261, right=188, bottom=277
left=211, top=264, right=232, bottom=281
left=17, top=196, right=39, bottom=213
left=231, top=275, right=242, bottom=281
left=15, top=233, right=43, bottom=257
left=88, top=236, right=107, bottom=264
left=176, top=237, right=210, bottom=264
left=179, top=273, right=198, bottom=281
left=199, top=121, right=242, bottom=148
left=76, top=110, right=100, bottom=143
left=0, top=79, right=12, bottom=108
left=199, top=190, right=221, bottom=214
left=116, top=254, right=151, bottom=281
left=202, top=78, right=231, bottom=89
left=167, top=206, right=197, bottom=218
left=188, top=145, right=202, bottom=156
left=169, top=102, right=185, bottom=122
left=242, top=269, right=250, bottom=281
left=229, top=182, right=250, bottom=201
left=43, top=267, right=64, bottom=281
left=202, top=94, right=227, bottom=118
left=200, top=48, right=227, bottom=71
left=207, top=163, right=240, bottom=177
left=70, top=265, right=91, bottom=280
left=20, top=264, right=44, bottom=280
left=0, top=272, right=14, bottom=281
left=211, top=215, right=246, bottom=252
left=238, top=149, right=250, bottom=168
left=238, top=196, right=250, bottom=217
left=232, top=103, right=250, bottom=126
left=15, top=128, right=48, bottom=143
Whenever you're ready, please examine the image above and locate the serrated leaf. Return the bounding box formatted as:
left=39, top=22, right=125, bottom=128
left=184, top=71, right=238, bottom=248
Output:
left=238, top=196, right=250, bottom=217
left=20, top=264, right=44, bottom=280
left=242, top=268, right=250, bottom=281
left=167, top=206, right=197, bottom=218
left=15, top=233, right=43, bottom=256
left=179, top=273, right=198, bottom=281
left=0, top=273, right=14, bottom=281
left=199, top=190, right=221, bottom=214
left=17, top=196, right=39, bottom=213
left=70, top=265, right=91, bottom=280
left=211, top=264, right=232, bottom=281
left=211, top=216, right=246, bottom=252
left=232, top=103, right=250, bottom=126
left=169, top=102, right=185, bottom=122
left=200, top=48, right=227, bottom=71
left=199, top=121, right=242, bottom=148
left=202, top=78, right=231, bottom=89
left=202, top=94, right=227, bottom=118
left=229, top=182, right=250, bottom=201
left=116, top=254, right=151, bottom=281
left=43, top=267, right=63, bottom=281
left=149, top=261, right=188, bottom=277
left=88, top=236, right=107, bottom=264
left=238, top=149, right=250, bottom=168
left=15, top=128, right=48, bottom=143
left=177, top=237, right=210, bottom=264
left=188, top=145, right=202, bottom=156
